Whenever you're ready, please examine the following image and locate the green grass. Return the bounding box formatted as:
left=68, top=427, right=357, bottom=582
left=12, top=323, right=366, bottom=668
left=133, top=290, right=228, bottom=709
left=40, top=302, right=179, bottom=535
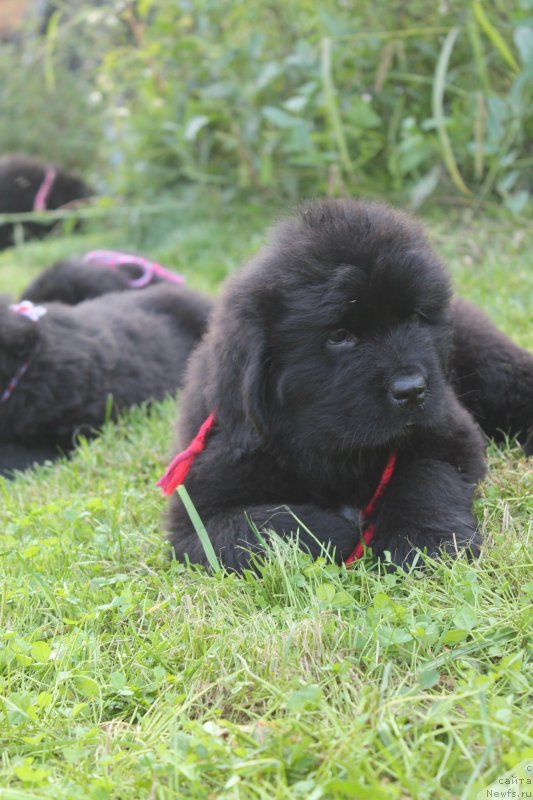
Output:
left=0, top=195, right=531, bottom=799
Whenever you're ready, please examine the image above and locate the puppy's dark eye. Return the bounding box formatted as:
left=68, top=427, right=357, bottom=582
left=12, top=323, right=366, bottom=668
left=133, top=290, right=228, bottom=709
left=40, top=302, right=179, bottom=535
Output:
left=407, top=311, right=428, bottom=324
left=327, top=329, right=357, bottom=347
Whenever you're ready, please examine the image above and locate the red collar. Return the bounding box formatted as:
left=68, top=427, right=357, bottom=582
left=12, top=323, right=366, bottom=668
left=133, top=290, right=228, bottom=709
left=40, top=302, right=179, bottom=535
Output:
left=343, top=450, right=396, bottom=564
left=157, top=415, right=396, bottom=565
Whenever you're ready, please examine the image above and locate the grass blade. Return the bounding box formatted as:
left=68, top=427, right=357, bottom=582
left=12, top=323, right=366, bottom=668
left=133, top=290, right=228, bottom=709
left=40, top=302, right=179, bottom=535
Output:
left=467, top=16, right=491, bottom=94
left=177, top=484, right=221, bottom=573
left=43, top=9, right=61, bottom=91
left=321, top=36, right=353, bottom=178
left=473, top=1, right=520, bottom=75
left=432, top=28, right=472, bottom=196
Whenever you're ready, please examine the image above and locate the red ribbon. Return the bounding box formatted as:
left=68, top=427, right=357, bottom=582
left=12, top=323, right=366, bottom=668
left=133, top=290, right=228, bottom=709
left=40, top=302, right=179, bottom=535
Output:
left=156, top=413, right=216, bottom=495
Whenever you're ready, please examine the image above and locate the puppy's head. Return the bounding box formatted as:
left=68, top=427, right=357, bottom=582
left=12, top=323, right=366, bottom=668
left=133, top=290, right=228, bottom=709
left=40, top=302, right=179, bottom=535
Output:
left=23, top=259, right=129, bottom=304
left=209, top=199, right=453, bottom=455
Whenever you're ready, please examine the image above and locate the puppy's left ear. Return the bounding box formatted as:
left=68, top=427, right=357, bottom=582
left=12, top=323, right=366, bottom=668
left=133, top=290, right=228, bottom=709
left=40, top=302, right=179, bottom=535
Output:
left=210, top=305, right=270, bottom=453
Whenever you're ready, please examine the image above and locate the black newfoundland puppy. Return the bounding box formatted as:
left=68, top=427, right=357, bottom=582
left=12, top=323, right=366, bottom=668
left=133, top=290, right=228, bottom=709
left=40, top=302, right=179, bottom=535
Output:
left=161, top=199, right=532, bottom=571
left=22, top=250, right=187, bottom=306
left=0, top=154, right=91, bottom=250
left=0, top=283, right=211, bottom=476
left=451, top=298, right=532, bottom=454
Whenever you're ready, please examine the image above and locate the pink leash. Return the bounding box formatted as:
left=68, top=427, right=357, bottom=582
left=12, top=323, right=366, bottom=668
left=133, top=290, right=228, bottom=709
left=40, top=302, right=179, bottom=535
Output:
left=33, top=168, right=57, bottom=212
left=83, top=250, right=185, bottom=288
left=157, top=413, right=397, bottom=565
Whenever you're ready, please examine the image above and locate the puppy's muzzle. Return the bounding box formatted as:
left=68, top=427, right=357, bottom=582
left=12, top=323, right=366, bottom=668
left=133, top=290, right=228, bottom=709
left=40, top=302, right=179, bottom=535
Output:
left=390, top=373, right=427, bottom=409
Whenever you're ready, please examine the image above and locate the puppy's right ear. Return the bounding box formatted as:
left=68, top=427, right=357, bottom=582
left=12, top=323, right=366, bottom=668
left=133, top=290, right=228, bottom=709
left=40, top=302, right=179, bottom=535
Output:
left=209, top=305, right=270, bottom=453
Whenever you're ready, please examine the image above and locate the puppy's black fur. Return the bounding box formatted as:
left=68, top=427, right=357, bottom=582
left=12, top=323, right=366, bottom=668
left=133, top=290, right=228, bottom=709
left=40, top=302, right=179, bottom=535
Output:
left=0, top=284, right=211, bottom=475
left=451, top=298, right=533, bottom=454
left=0, top=154, right=91, bottom=250
left=165, top=199, right=531, bottom=571
left=21, top=258, right=172, bottom=305
left=0, top=442, right=60, bottom=475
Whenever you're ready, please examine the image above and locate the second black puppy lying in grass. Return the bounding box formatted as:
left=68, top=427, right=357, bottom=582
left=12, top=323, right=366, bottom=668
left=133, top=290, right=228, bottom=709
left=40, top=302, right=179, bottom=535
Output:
left=0, top=284, right=211, bottom=476
left=22, top=250, right=187, bottom=305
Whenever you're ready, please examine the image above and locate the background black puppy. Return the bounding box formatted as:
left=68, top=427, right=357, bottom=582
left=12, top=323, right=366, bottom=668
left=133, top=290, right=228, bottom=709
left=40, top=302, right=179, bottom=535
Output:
left=0, top=284, right=211, bottom=476
left=21, top=259, right=140, bottom=305
left=21, top=255, right=188, bottom=306
left=451, top=298, right=532, bottom=454
left=0, top=154, right=91, bottom=250
left=164, top=199, right=531, bottom=571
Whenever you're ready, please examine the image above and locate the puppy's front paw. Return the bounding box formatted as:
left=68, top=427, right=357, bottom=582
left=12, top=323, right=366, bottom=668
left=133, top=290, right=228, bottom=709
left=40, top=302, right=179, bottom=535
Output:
left=376, top=526, right=481, bottom=567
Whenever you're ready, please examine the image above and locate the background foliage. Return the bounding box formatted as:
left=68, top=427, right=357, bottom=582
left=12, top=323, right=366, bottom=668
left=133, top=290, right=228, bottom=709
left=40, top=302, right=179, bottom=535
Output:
left=0, top=0, right=531, bottom=210
left=99, top=0, right=533, bottom=210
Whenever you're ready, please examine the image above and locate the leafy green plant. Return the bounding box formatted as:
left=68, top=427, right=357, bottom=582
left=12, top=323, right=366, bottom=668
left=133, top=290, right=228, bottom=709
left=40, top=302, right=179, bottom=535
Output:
left=94, top=0, right=532, bottom=209
left=2, top=1, right=529, bottom=209
left=0, top=1, right=137, bottom=179
left=0, top=41, right=100, bottom=175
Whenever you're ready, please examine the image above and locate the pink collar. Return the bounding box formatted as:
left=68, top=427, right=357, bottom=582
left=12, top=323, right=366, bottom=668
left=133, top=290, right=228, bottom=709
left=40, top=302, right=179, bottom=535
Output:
left=157, top=415, right=397, bottom=565
left=83, top=250, right=185, bottom=288
left=33, top=167, right=57, bottom=211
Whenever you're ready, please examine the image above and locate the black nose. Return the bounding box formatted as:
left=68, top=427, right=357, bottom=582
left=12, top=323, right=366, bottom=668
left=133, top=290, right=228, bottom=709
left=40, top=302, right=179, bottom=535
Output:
left=390, top=373, right=427, bottom=408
